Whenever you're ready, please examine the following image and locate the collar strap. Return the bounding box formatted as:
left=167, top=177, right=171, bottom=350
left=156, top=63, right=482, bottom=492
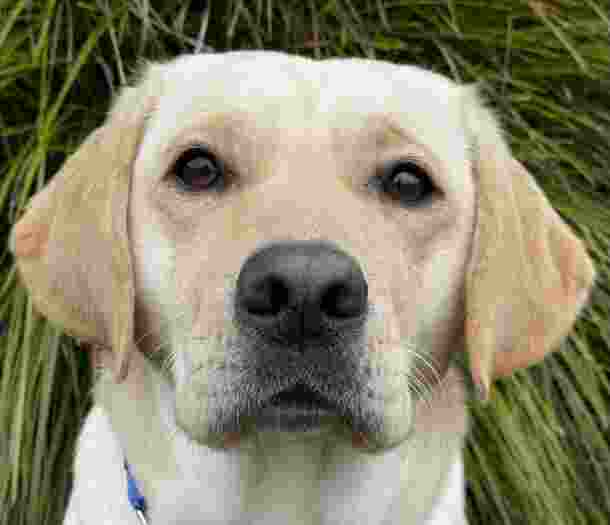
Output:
left=124, top=460, right=149, bottom=524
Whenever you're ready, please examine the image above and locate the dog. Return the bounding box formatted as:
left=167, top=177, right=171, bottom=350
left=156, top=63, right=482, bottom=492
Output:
left=9, top=51, right=595, bottom=524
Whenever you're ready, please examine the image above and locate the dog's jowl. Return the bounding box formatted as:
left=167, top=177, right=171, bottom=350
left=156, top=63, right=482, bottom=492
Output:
left=10, top=51, right=595, bottom=525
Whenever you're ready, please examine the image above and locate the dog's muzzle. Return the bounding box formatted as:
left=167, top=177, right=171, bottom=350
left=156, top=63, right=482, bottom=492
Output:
left=233, top=241, right=369, bottom=432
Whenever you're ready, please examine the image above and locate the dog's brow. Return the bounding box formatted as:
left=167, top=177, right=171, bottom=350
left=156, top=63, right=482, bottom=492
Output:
left=163, top=112, right=256, bottom=157
left=374, top=115, right=419, bottom=148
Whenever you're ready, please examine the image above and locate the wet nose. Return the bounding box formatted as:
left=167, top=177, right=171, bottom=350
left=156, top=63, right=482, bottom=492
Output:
left=235, top=241, right=368, bottom=347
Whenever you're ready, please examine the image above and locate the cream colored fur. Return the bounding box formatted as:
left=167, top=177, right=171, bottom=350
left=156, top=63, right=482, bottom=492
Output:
left=10, top=51, right=595, bottom=525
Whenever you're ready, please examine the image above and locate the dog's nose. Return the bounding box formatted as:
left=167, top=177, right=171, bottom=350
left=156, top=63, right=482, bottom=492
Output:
left=235, top=241, right=368, bottom=345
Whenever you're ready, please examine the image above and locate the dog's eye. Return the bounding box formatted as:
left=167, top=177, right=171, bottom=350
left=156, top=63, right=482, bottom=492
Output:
left=379, top=160, right=436, bottom=205
left=171, top=146, right=225, bottom=192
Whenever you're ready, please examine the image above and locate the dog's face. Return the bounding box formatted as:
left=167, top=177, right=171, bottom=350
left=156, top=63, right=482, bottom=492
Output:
left=128, top=52, right=476, bottom=450
left=10, top=51, right=595, bottom=453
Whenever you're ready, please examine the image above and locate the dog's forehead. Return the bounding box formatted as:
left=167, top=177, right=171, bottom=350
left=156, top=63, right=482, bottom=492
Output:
left=151, top=51, right=468, bottom=154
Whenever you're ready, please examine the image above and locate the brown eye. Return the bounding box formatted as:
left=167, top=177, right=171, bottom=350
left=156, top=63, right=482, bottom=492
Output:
left=380, top=160, right=436, bottom=205
left=171, top=146, right=225, bottom=192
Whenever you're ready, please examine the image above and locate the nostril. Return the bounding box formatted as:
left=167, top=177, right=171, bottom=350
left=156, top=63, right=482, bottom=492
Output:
left=241, top=275, right=290, bottom=316
left=320, top=280, right=368, bottom=319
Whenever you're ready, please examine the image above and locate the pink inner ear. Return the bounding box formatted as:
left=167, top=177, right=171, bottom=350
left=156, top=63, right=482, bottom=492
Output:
left=12, top=222, right=49, bottom=258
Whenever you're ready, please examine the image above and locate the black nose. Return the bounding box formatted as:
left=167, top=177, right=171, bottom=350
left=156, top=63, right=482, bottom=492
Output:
left=235, top=241, right=368, bottom=346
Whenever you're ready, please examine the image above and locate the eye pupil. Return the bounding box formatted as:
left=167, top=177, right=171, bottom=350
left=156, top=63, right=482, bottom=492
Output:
left=382, top=161, right=433, bottom=204
left=184, top=157, right=217, bottom=185
left=391, top=170, right=419, bottom=190
left=173, top=147, right=223, bottom=191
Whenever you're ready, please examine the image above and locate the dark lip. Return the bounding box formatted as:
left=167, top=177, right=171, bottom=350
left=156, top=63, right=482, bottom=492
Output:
left=254, top=384, right=342, bottom=431
left=261, top=382, right=337, bottom=412
left=255, top=404, right=338, bottom=432
left=214, top=381, right=378, bottom=439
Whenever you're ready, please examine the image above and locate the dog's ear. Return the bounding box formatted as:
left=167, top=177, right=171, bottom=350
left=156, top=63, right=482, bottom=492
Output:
left=461, top=85, right=596, bottom=400
left=9, top=63, right=160, bottom=382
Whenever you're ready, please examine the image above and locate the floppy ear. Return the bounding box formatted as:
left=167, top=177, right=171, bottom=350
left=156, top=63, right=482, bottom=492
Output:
left=9, top=64, right=159, bottom=382
left=462, top=86, right=596, bottom=400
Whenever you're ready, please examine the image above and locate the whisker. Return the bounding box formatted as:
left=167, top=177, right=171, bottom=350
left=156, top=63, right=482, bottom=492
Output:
left=409, top=349, right=443, bottom=387
left=159, top=347, right=177, bottom=376
left=133, top=310, right=190, bottom=348
left=389, top=344, right=440, bottom=413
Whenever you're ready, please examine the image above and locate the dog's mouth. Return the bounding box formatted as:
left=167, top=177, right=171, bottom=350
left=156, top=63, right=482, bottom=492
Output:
left=255, top=382, right=341, bottom=431
left=265, top=382, right=335, bottom=409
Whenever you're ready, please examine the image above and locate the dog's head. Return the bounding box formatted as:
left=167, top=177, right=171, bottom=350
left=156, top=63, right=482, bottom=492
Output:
left=9, top=51, right=595, bottom=452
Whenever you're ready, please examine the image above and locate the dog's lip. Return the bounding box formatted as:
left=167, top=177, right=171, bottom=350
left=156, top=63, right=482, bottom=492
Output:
left=220, top=382, right=379, bottom=448
left=260, top=382, right=337, bottom=412
left=253, top=383, right=341, bottom=432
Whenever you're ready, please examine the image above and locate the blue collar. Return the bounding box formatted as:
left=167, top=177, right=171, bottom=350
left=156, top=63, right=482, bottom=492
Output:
left=124, top=461, right=149, bottom=524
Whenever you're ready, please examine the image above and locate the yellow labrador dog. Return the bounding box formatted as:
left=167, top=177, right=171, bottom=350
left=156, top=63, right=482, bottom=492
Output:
left=10, top=51, right=595, bottom=525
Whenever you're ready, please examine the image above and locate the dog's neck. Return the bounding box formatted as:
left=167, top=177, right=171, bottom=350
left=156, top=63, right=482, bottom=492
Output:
left=94, top=348, right=468, bottom=525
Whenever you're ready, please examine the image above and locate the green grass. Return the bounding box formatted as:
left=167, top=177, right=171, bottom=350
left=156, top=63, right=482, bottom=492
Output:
left=1, top=1, right=609, bottom=524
